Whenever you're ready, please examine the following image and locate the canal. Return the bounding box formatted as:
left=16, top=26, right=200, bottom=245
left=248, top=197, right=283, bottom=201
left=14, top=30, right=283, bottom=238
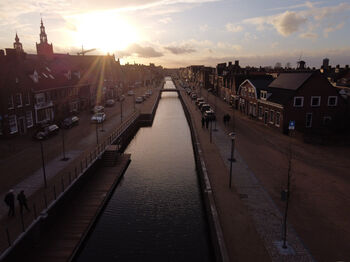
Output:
left=75, top=78, right=213, bottom=261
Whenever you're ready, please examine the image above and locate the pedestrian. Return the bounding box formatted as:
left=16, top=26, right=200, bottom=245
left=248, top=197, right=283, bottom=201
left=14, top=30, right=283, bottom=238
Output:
left=223, top=115, right=227, bottom=126
left=205, top=117, right=209, bottom=129
left=17, top=190, right=30, bottom=214
left=227, top=114, right=231, bottom=125
left=4, top=189, right=15, bottom=217
left=201, top=116, right=205, bottom=128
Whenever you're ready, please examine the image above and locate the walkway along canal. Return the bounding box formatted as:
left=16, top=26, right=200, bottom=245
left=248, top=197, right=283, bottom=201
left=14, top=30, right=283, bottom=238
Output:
left=74, top=78, right=214, bottom=261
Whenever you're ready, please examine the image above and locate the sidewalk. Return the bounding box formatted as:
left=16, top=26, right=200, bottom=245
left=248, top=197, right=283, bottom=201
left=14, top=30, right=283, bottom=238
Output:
left=0, top=87, right=160, bottom=256
left=179, top=86, right=314, bottom=261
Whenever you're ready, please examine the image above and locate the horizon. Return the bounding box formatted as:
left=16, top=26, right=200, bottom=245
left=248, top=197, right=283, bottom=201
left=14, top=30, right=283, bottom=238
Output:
left=1, top=0, right=349, bottom=68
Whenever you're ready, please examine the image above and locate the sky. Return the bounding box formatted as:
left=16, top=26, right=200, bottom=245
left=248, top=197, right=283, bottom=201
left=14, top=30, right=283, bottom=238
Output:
left=0, top=0, right=349, bottom=68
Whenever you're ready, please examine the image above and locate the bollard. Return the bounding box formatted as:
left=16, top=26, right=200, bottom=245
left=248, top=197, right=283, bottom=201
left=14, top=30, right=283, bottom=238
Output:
left=20, top=210, right=25, bottom=232
left=44, top=193, right=48, bottom=209
left=6, top=228, right=11, bottom=247
left=61, top=176, right=64, bottom=192
left=54, top=185, right=57, bottom=200
left=33, top=203, right=37, bottom=219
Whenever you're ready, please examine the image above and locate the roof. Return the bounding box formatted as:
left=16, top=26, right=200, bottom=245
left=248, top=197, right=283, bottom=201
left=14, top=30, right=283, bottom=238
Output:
left=268, top=73, right=313, bottom=90
left=248, top=78, right=274, bottom=91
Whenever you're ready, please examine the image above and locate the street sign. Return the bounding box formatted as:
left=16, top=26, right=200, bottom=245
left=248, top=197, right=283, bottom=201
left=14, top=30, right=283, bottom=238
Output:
left=288, top=120, right=295, bottom=130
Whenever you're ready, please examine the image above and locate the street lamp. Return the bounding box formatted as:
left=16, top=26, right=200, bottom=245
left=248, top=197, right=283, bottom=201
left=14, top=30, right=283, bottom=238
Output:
left=61, top=128, right=69, bottom=161
left=95, top=122, right=99, bottom=145
left=39, top=140, right=47, bottom=188
left=228, top=132, right=236, bottom=189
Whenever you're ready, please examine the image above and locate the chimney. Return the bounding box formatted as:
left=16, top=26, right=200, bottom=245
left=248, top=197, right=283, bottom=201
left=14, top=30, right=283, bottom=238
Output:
left=228, top=61, right=232, bottom=67
left=234, top=60, right=239, bottom=67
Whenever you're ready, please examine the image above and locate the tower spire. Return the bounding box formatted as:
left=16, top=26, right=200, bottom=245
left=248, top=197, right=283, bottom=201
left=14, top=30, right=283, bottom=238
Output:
left=13, top=32, right=23, bottom=52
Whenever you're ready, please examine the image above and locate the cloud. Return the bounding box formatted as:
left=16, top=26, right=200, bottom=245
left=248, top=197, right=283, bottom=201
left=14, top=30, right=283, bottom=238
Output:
left=164, top=45, right=196, bottom=54
left=243, top=2, right=350, bottom=37
left=225, top=23, right=243, bottom=33
left=244, top=32, right=258, bottom=41
left=299, top=32, right=318, bottom=39
left=118, top=43, right=163, bottom=58
left=271, top=11, right=307, bottom=36
left=158, top=17, right=172, bottom=24
left=323, top=22, right=344, bottom=37
left=199, top=24, right=209, bottom=32
left=217, top=42, right=242, bottom=51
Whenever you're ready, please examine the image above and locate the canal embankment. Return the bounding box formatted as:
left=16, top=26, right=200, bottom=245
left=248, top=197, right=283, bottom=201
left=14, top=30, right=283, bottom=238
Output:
left=175, top=81, right=271, bottom=262
left=0, top=90, right=161, bottom=262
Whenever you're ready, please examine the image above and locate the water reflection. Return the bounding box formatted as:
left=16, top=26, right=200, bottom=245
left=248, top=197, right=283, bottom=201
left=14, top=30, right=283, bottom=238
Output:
left=75, top=79, right=213, bottom=262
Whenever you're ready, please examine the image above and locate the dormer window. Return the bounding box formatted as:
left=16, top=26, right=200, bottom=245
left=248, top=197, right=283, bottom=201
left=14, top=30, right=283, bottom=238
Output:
left=32, top=70, right=39, bottom=83
left=65, top=70, right=71, bottom=80
left=260, top=91, right=267, bottom=100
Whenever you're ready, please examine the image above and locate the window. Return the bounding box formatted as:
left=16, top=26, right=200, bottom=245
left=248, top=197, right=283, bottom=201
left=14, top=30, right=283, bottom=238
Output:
left=8, top=115, right=18, bottom=134
left=35, top=93, right=45, bottom=104
left=260, top=91, right=267, bottom=100
left=15, top=93, right=22, bottom=107
left=328, top=96, right=338, bottom=106
left=270, top=110, right=274, bottom=123
left=8, top=96, right=14, bottom=109
left=26, top=111, right=33, bottom=128
left=23, top=92, right=30, bottom=105
left=275, top=112, right=280, bottom=127
left=258, top=106, right=263, bottom=118
left=311, top=96, right=321, bottom=107
left=306, top=113, right=313, bottom=128
left=294, top=97, right=304, bottom=107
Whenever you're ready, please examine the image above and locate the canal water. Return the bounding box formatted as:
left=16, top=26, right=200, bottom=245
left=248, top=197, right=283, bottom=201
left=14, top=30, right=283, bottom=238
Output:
left=75, top=78, right=213, bottom=262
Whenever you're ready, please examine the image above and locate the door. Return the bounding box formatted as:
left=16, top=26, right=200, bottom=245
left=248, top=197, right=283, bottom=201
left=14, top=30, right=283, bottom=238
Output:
left=17, top=117, right=27, bottom=134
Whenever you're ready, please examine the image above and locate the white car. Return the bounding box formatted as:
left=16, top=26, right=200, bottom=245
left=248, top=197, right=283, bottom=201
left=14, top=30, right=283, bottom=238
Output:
left=135, top=96, right=143, bottom=103
left=91, top=113, right=106, bottom=123
left=91, top=105, right=104, bottom=114
left=127, top=90, right=134, bottom=96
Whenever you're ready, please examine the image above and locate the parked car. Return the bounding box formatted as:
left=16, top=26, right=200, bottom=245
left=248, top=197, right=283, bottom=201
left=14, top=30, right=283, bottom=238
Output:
left=127, top=90, right=135, bottom=96
left=34, top=124, right=59, bottom=140
left=117, top=95, right=125, bottom=101
left=62, top=116, right=79, bottom=128
left=196, top=97, right=205, bottom=106
left=201, top=104, right=211, bottom=113
left=204, top=109, right=216, bottom=121
left=198, top=101, right=206, bottom=109
left=91, top=105, right=104, bottom=114
left=135, top=96, right=143, bottom=103
left=91, top=113, right=106, bottom=123
left=191, top=93, right=197, bottom=100
left=146, top=90, right=152, bottom=96
left=105, top=99, right=115, bottom=107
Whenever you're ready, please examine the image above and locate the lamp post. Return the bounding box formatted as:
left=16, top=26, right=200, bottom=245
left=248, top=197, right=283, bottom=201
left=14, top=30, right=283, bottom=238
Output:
left=228, top=132, right=236, bottom=188
left=133, top=93, right=136, bottom=112
left=100, top=119, right=105, bottom=132
left=213, top=94, right=218, bottom=131
left=40, top=140, right=47, bottom=188
left=120, top=98, right=123, bottom=123
left=61, top=128, right=69, bottom=161
left=95, top=122, right=99, bottom=145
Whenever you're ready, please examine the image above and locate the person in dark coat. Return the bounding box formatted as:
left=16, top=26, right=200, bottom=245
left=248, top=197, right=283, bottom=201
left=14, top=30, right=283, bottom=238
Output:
left=4, top=189, right=15, bottom=217
left=17, top=190, right=30, bottom=214
left=227, top=114, right=231, bottom=124
left=205, top=117, right=209, bottom=129
left=201, top=116, right=205, bottom=128
left=223, top=115, right=227, bottom=125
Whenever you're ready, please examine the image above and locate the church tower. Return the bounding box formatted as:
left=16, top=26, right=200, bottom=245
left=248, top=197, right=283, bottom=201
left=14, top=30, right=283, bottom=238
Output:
left=36, top=18, right=54, bottom=57
left=13, top=33, right=23, bottom=53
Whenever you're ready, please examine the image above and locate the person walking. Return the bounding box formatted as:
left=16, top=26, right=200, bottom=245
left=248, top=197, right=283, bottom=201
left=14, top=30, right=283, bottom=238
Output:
left=201, top=116, right=205, bottom=128
left=205, top=117, right=209, bottom=129
left=223, top=114, right=227, bottom=126
left=17, top=190, right=30, bottom=214
left=4, top=189, right=15, bottom=217
left=227, top=114, right=231, bottom=125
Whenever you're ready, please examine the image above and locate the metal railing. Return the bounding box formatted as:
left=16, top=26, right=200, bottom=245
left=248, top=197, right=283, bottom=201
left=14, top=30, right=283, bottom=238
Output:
left=0, top=110, right=140, bottom=258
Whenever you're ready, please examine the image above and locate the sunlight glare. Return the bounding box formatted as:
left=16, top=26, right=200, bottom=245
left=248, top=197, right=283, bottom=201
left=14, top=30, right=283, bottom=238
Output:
left=72, top=12, right=139, bottom=53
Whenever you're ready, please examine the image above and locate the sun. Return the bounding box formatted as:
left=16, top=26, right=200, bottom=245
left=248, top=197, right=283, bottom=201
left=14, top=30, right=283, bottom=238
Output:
left=71, top=11, right=139, bottom=53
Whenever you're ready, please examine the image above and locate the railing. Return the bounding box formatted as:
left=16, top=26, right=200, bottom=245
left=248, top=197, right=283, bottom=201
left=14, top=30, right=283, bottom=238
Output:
left=0, top=110, right=140, bottom=259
